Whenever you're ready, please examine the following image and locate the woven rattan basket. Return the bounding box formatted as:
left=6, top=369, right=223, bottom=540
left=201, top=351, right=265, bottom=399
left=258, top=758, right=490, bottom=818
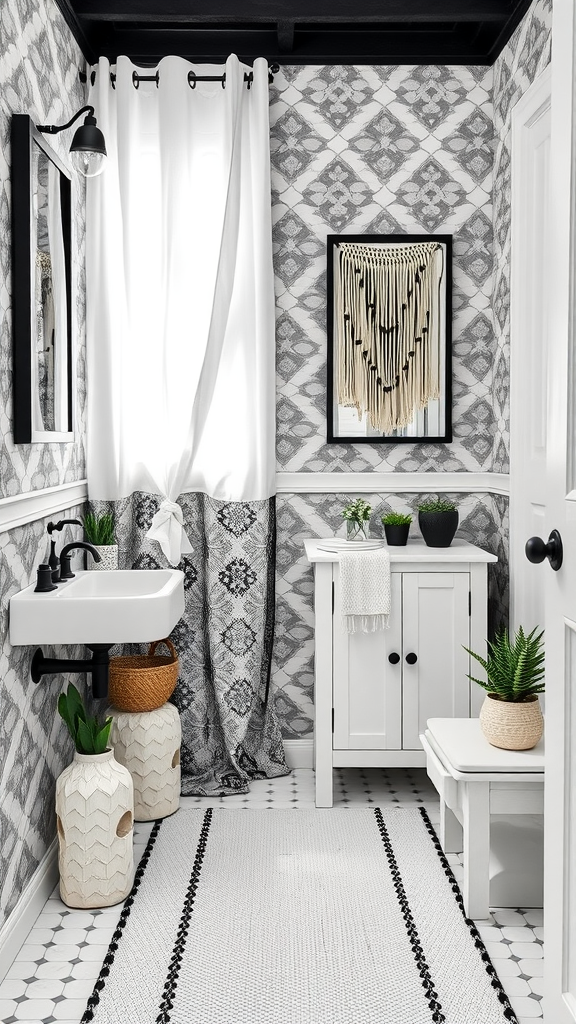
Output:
left=109, top=639, right=179, bottom=713
left=479, top=693, right=543, bottom=751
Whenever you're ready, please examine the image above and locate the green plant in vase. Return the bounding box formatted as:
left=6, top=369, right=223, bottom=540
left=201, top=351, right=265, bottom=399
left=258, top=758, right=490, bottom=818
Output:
left=58, top=683, right=113, bottom=754
left=342, top=498, right=372, bottom=542
left=382, top=512, right=412, bottom=546
left=464, top=626, right=545, bottom=750
left=82, top=507, right=118, bottom=570
left=417, top=499, right=458, bottom=547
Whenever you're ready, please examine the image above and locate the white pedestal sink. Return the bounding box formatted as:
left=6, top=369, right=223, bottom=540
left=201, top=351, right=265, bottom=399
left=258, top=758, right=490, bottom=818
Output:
left=10, top=569, right=185, bottom=646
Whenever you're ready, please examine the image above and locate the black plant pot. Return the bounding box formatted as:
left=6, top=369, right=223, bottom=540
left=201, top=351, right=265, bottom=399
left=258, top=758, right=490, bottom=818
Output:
left=384, top=523, right=410, bottom=546
left=418, top=510, right=459, bottom=547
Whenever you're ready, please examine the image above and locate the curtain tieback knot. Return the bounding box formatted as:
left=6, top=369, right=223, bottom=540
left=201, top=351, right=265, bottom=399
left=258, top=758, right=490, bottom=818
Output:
left=147, top=499, right=194, bottom=566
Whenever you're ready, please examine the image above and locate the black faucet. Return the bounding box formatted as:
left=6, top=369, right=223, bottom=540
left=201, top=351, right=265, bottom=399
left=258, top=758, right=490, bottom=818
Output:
left=60, top=541, right=102, bottom=580
left=47, top=519, right=82, bottom=582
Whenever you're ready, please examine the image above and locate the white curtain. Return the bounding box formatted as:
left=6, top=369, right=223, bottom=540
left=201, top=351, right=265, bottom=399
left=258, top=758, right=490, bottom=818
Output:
left=86, top=55, right=276, bottom=564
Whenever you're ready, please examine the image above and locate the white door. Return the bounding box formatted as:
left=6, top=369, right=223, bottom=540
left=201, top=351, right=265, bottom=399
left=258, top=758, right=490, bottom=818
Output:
left=542, top=1, right=576, bottom=1018
left=332, top=569, right=402, bottom=750
left=509, top=66, right=551, bottom=635
left=402, top=573, right=470, bottom=749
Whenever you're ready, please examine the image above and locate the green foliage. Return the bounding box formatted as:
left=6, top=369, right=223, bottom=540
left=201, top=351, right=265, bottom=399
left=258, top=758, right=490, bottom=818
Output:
left=82, top=508, right=116, bottom=546
left=341, top=498, right=372, bottom=522
left=382, top=512, right=412, bottom=526
left=57, top=683, right=112, bottom=755
left=464, top=626, right=545, bottom=702
left=418, top=499, right=457, bottom=514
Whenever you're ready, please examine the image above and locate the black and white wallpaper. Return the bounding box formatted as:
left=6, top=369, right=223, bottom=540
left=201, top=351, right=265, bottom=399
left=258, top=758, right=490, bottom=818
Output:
left=0, top=0, right=87, bottom=930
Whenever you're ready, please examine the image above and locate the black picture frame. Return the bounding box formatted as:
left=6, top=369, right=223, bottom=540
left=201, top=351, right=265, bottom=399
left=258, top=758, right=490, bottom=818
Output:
left=11, top=114, right=73, bottom=444
left=326, top=233, right=453, bottom=445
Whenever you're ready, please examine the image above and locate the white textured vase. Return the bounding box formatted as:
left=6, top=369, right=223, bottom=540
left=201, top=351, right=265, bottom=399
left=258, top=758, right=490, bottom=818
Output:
left=90, top=544, right=119, bottom=570
left=109, top=703, right=181, bottom=821
left=56, top=750, right=134, bottom=909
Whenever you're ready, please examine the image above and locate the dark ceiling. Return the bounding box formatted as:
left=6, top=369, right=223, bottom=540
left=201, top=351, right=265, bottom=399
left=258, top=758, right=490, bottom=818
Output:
left=55, top=0, right=534, bottom=68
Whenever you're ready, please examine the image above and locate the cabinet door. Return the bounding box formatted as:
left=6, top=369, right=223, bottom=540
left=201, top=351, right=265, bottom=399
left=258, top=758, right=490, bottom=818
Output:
left=333, top=568, right=402, bottom=750
left=402, top=573, right=470, bottom=749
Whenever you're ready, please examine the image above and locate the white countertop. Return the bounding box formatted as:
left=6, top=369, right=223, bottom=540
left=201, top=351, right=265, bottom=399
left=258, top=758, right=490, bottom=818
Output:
left=425, top=718, right=545, bottom=775
left=303, top=537, right=498, bottom=564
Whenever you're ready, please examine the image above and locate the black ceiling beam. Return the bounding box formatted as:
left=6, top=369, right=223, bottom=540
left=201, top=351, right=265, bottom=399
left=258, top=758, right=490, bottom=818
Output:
left=72, top=0, right=515, bottom=23
left=85, top=30, right=495, bottom=65
left=486, top=0, right=533, bottom=61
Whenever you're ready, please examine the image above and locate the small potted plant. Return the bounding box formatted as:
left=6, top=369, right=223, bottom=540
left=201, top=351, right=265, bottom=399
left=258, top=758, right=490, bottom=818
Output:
left=341, top=498, right=372, bottom=542
left=382, top=512, right=412, bottom=546
left=82, top=507, right=118, bottom=570
left=465, top=626, right=544, bottom=750
left=55, top=683, right=134, bottom=908
left=418, top=499, right=458, bottom=547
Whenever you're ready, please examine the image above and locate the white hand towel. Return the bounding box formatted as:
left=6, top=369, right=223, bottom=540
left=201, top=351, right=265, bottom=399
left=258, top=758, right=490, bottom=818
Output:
left=339, top=547, right=391, bottom=633
left=147, top=499, right=194, bottom=566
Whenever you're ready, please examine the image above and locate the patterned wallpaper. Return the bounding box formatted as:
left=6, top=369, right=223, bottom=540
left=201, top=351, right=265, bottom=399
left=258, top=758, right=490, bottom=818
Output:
left=0, top=511, right=87, bottom=929
left=491, top=0, right=552, bottom=472
left=270, top=63, right=496, bottom=474
left=0, top=0, right=87, bottom=498
left=0, top=0, right=87, bottom=931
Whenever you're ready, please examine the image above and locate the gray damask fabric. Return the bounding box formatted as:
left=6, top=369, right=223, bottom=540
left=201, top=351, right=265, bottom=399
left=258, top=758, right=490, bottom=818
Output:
left=93, top=493, right=289, bottom=796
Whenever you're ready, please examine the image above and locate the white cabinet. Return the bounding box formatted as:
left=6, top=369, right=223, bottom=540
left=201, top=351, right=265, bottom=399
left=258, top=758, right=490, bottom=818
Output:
left=304, top=539, right=497, bottom=807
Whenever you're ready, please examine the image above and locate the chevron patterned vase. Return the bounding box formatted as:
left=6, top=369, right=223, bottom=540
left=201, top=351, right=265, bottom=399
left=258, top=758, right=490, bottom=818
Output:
left=55, top=750, right=134, bottom=909
left=109, top=703, right=181, bottom=821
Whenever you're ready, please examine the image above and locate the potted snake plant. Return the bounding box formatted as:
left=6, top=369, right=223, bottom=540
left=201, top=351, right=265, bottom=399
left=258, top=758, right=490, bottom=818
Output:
left=465, top=626, right=545, bottom=750
left=56, top=683, right=134, bottom=908
left=82, top=508, right=118, bottom=570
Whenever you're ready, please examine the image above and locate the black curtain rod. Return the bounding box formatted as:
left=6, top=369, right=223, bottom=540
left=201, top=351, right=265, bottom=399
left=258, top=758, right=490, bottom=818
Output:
left=79, top=63, right=279, bottom=89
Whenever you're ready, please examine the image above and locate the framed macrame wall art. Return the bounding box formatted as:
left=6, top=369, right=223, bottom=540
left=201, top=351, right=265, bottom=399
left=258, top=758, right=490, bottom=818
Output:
left=327, top=234, right=452, bottom=444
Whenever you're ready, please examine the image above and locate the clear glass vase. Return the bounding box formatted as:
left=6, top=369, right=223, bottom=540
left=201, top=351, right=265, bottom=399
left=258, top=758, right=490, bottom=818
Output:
left=346, top=520, right=370, bottom=542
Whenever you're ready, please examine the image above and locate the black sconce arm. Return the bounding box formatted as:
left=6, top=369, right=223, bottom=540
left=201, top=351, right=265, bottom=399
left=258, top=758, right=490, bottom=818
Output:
left=37, top=105, right=96, bottom=135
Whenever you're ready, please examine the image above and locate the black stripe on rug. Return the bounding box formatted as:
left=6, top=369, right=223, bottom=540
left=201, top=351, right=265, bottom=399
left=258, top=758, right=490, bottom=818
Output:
left=418, top=807, right=518, bottom=1024
left=373, top=807, right=445, bottom=1024
left=81, top=817, right=164, bottom=1024
left=156, top=807, right=214, bottom=1024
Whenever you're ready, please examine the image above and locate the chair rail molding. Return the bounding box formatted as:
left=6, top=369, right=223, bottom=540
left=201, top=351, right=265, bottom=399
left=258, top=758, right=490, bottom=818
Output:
left=275, top=473, right=510, bottom=495
left=0, top=480, right=88, bottom=534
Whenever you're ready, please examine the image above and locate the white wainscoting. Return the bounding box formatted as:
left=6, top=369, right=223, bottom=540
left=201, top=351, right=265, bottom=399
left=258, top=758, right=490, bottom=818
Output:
left=276, top=473, right=510, bottom=495
left=0, top=480, right=88, bottom=534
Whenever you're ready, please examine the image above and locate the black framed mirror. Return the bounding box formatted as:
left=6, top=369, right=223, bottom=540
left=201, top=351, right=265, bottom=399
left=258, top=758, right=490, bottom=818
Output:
left=327, top=233, right=452, bottom=444
left=11, top=114, right=74, bottom=443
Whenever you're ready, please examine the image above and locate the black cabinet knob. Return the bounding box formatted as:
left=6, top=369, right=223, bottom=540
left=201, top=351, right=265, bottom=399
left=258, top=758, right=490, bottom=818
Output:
left=405, top=652, right=418, bottom=665
left=388, top=652, right=400, bottom=665
left=525, top=529, right=563, bottom=571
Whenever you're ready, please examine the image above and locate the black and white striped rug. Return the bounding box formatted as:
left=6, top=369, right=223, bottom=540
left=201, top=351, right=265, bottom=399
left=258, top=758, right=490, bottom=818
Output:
left=81, top=808, right=517, bottom=1024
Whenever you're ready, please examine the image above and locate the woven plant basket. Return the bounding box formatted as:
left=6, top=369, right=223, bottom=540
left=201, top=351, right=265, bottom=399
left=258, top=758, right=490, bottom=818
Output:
left=479, top=693, right=543, bottom=751
left=109, top=639, right=179, bottom=713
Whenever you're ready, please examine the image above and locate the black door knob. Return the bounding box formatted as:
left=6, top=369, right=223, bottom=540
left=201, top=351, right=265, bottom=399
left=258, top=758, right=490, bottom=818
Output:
left=405, top=652, right=418, bottom=665
left=388, top=652, right=400, bottom=665
left=525, top=529, right=563, bottom=571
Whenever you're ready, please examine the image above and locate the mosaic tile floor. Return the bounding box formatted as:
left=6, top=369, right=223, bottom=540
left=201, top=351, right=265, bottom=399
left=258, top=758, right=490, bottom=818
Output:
left=0, top=769, right=544, bottom=1023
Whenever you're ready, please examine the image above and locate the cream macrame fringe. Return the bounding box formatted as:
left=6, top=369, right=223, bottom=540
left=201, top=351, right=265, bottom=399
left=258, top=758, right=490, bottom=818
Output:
left=336, top=242, right=443, bottom=433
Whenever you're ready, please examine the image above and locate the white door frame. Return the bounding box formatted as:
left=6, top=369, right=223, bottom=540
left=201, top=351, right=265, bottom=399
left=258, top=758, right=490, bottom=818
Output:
left=509, top=65, right=552, bottom=635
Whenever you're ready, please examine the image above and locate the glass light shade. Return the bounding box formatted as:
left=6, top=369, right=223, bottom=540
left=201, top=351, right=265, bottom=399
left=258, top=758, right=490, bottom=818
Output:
left=70, top=120, right=107, bottom=177
left=71, top=149, right=107, bottom=177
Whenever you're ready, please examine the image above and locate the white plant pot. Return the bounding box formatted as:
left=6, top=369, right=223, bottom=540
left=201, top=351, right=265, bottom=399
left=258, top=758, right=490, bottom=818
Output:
left=55, top=750, right=134, bottom=908
left=109, top=703, right=181, bottom=821
left=89, top=544, right=119, bottom=570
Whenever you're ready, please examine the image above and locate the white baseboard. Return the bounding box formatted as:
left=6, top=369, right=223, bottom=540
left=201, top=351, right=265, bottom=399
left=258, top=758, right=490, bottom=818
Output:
left=283, top=738, right=314, bottom=769
left=0, top=840, right=59, bottom=983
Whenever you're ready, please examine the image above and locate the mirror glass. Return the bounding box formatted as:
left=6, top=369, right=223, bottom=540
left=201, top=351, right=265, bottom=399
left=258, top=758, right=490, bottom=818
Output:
left=327, top=234, right=452, bottom=444
left=12, top=115, right=73, bottom=443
